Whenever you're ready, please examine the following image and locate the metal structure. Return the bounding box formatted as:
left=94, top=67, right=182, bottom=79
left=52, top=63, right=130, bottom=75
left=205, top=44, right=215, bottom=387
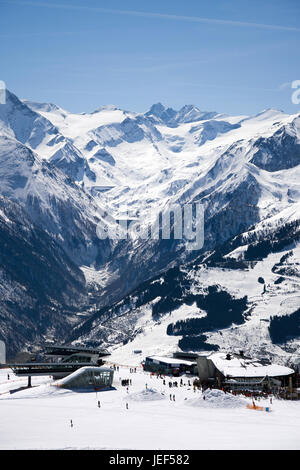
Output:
left=1, top=344, right=110, bottom=387
left=42, top=344, right=110, bottom=359
left=55, top=366, right=114, bottom=390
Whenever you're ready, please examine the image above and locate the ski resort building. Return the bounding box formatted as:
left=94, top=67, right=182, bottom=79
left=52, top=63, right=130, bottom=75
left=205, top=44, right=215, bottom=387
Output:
left=55, top=366, right=114, bottom=390
left=1, top=344, right=110, bottom=387
left=197, top=352, right=294, bottom=392
left=42, top=344, right=110, bottom=365
left=144, top=355, right=197, bottom=375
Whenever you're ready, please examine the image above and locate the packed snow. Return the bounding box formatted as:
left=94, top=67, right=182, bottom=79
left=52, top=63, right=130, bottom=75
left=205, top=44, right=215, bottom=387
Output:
left=0, top=367, right=299, bottom=449
left=186, top=389, right=247, bottom=409
left=126, top=388, right=165, bottom=402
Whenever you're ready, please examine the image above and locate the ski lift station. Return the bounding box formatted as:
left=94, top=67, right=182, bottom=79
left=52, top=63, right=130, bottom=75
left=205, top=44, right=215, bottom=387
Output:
left=0, top=344, right=113, bottom=390
left=55, top=366, right=114, bottom=390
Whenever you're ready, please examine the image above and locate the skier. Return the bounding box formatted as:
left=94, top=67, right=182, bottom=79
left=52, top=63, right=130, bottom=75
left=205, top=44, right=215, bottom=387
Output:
left=173, top=394, right=175, bottom=401
left=126, top=403, right=129, bottom=410
left=70, top=419, right=73, bottom=428
left=98, top=400, right=101, bottom=408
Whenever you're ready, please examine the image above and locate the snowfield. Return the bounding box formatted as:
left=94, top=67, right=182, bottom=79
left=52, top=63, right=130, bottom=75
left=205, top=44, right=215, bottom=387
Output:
left=0, top=367, right=299, bottom=450
left=186, top=388, right=247, bottom=409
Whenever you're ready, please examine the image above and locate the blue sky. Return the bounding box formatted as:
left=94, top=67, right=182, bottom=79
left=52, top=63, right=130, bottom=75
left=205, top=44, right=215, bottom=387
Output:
left=1, top=0, right=300, bottom=115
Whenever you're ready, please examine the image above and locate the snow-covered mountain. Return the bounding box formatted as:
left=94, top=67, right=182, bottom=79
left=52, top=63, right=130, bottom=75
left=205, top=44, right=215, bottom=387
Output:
left=69, top=218, right=300, bottom=367
left=0, top=89, right=299, bottom=360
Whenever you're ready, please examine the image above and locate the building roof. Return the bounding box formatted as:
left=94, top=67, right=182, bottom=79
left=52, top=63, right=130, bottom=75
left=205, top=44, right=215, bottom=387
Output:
left=208, top=352, right=294, bottom=378
left=146, top=356, right=196, bottom=366
left=6, top=362, right=94, bottom=376
left=173, top=352, right=199, bottom=360
left=43, top=344, right=110, bottom=357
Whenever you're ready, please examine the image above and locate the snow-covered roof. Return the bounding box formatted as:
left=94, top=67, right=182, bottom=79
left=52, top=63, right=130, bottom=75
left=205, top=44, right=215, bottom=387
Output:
left=146, top=356, right=196, bottom=366
left=208, top=353, right=293, bottom=378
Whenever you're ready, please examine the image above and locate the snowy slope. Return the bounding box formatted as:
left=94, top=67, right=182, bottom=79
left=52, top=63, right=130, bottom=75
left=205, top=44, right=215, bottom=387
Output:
left=0, top=133, right=113, bottom=265
left=1, top=90, right=300, bottom=361
left=29, top=99, right=300, bottom=261
left=70, top=220, right=300, bottom=367
left=23, top=97, right=300, bottom=260
left=63, top=102, right=300, bottom=306
left=0, top=367, right=300, bottom=449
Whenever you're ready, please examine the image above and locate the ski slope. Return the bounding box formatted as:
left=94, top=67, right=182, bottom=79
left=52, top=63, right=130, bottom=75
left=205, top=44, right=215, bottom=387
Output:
left=0, top=367, right=299, bottom=450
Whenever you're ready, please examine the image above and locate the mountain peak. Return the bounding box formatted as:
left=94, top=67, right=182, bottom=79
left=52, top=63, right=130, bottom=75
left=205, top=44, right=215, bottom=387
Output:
left=91, top=104, right=120, bottom=114
left=147, top=102, right=175, bottom=116
left=176, top=105, right=217, bottom=123
left=22, top=100, right=63, bottom=114
left=179, top=104, right=200, bottom=112
left=254, top=108, right=287, bottom=120
left=145, top=103, right=177, bottom=125
left=149, top=102, right=165, bottom=112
